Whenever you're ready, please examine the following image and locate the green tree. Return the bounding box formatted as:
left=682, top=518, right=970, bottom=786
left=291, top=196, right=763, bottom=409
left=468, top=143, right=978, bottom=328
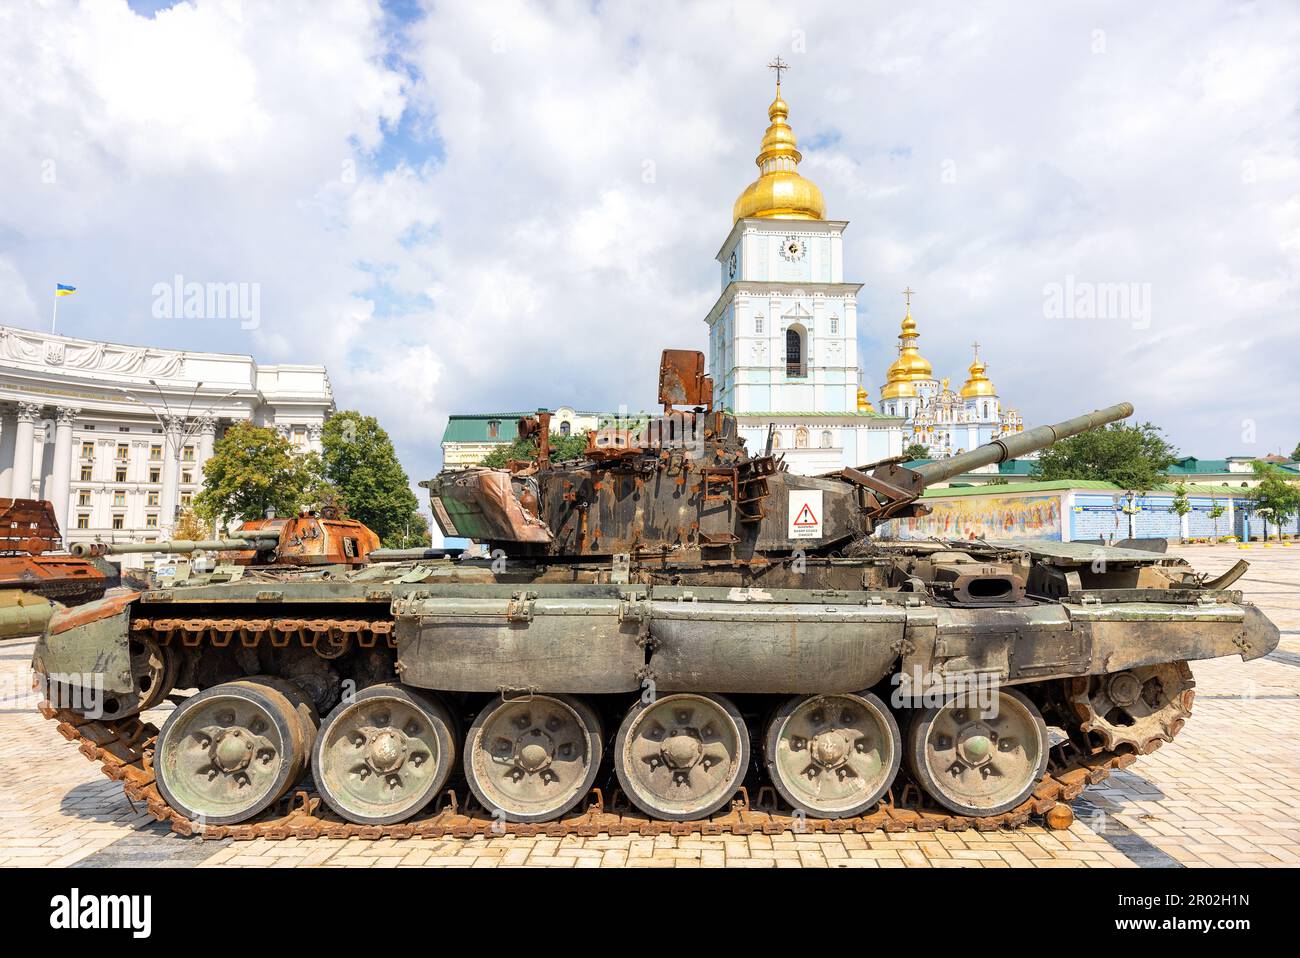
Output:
left=1292, top=441, right=1300, bottom=462
left=319, top=411, right=425, bottom=548
left=1207, top=500, right=1226, bottom=540
left=902, top=442, right=931, bottom=461
left=1248, top=462, right=1300, bottom=542
left=1033, top=422, right=1177, bottom=491
left=195, top=422, right=318, bottom=525
left=173, top=509, right=212, bottom=541
left=480, top=430, right=592, bottom=468
left=1166, top=482, right=1192, bottom=541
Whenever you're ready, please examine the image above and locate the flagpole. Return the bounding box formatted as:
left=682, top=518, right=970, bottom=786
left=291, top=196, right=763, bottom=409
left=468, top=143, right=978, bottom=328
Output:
left=51, top=291, right=58, bottom=335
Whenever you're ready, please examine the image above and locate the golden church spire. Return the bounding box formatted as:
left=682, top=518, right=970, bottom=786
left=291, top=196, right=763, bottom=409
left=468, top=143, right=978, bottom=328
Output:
left=881, top=287, right=933, bottom=400
left=732, top=58, right=826, bottom=223
left=960, top=340, right=998, bottom=397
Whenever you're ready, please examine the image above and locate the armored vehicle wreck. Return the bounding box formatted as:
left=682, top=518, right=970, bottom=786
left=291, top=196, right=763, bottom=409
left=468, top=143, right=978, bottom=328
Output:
left=0, top=498, right=119, bottom=639
left=33, top=349, right=1279, bottom=838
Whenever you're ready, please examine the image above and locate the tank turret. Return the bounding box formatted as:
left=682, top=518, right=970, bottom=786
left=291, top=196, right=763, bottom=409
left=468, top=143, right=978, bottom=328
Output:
left=68, top=509, right=380, bottom=567
left=427, top=350, right=1134, bottom=562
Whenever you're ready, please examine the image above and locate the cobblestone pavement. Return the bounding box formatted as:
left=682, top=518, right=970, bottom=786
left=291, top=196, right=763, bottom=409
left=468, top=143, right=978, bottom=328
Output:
left=2, top=543, right=1296, bottom=869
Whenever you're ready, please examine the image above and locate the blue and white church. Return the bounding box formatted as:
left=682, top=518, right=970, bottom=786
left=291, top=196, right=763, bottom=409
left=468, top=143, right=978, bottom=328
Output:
left=704, top=73, right=1023, bottom=474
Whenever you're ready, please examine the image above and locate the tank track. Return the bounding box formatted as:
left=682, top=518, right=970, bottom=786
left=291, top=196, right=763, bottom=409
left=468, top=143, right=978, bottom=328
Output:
left=38, top=700, right=1160, bottom=841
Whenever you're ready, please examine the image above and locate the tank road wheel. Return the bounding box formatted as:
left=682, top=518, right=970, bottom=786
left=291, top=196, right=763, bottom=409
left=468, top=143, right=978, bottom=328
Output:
left=614, top=692, right=749, bottom=822
left=1068, top=661, right=1195, bottom=755
left=155, top=678, right=313, bottom=825
left=129, top=636, right=179, bottom=713
left=764, top=690, right=902, bottom=819
left=89, top=636, right=179, bottom=722
left=906, top=689, right=1049, bottom=817
left=312, top=684, right=457, bottom=825
left=464, top=694, right=603, bottom=823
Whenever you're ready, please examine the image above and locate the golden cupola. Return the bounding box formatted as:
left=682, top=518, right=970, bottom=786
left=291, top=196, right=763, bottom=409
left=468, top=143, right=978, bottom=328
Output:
left=856, top=384, right=875, bottom=413
left=880, top=347, right=916, bottom=399
left=959, top=344, right=998, bottom=398
left=733, top=82, right=826, bottom=223
left=881, top=301, right=934, bottom=399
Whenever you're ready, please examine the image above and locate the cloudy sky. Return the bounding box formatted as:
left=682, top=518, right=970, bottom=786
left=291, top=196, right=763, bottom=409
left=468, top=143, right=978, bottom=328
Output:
left=2, top=0, right=1298, bottom=502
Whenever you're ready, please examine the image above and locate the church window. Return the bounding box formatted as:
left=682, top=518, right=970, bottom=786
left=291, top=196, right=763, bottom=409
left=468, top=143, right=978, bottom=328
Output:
left=795, top=427, right=809, bottom=449
left=786, top=326, right=807, bottom=378
left=755, top=315, right=764, bottom=335
left=821, top=430, right=833, bottom=448
left=829, top=316, right=839, bottom=335
left=559, top=421, right=571, bottom=436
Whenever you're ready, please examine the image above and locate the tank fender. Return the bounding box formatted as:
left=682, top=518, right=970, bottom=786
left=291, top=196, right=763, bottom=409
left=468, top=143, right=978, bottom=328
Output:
left=898, top=605, right=1082, bottom=688
left=394, top=590, right=644, bottom=694
left=1069, top=599, right=1278, bottom=672
left=32, top=591, right=137, bottom=696
left=648, top=594, right=906, bottom=694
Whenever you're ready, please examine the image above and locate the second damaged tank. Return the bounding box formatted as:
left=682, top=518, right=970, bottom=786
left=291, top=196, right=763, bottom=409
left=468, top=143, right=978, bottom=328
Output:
left=32, top=349, right=1279, bottom=837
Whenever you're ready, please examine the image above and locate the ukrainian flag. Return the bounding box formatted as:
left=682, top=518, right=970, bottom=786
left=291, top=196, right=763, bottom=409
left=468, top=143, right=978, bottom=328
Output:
left=55, top=283, right=76, bottom=297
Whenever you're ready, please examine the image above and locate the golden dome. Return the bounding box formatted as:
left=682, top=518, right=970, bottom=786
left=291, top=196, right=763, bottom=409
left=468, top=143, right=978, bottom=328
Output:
left=856, top=385, right=874, bottom=413
left=894, top=308, right=933, bottom=381
left=959, top=345, right=998, bottom=398
left=880, top=358, right=916, bottom=399
left=732, top=83, right=826, bottom=223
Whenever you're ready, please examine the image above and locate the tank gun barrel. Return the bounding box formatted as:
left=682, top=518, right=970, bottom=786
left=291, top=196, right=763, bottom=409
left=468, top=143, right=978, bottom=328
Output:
left=367, top=547, right=464, bottom=562
left=69, top=537, right=278, bottom=558
left=846, top=402, right=1135, bottom=527
left=911, top=402, right=1134, bottom=486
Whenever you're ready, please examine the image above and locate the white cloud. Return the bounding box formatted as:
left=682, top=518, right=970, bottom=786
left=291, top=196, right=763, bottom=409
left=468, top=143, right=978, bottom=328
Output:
left=2, top=0, right=1298, bottom=506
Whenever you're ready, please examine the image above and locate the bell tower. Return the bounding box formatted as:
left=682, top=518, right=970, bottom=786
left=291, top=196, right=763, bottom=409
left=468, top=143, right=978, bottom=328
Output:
left=703, top=62, right=889, bottom=473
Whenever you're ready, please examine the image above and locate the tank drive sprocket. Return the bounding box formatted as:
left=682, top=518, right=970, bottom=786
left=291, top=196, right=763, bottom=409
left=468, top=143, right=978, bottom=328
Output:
left=1067, top=661, right=1195, bottom=755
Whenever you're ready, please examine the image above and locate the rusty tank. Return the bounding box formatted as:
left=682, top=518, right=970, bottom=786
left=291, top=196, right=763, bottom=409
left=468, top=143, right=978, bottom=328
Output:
left=0, top=498, right=119, bottom=639
left=31, top=349, right=1279, bottom=839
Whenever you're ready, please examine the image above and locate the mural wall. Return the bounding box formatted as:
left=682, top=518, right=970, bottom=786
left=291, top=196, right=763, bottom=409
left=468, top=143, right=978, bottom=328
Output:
left=888, top=494, right=1064, bottom=541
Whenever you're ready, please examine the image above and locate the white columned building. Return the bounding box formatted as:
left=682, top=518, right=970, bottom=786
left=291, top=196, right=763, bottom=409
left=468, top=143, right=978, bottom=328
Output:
left=0, top=325, right=334, bottom=565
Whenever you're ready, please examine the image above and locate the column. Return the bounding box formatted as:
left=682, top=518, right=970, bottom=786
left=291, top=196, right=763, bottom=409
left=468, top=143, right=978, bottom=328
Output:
left=9, top=403, right=41, bottom=501
left=159, top=415, right=185, bottom=536
left=307, top=423, right=323, bottom=455
left=196, top=416, right=217, bottom=478
left=47, top=406, right=80, bottom=534
left=0, top=408, right=16, bottom=497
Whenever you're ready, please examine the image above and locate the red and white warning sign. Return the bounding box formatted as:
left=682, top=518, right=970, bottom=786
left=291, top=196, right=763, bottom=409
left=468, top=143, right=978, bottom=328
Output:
left=787, top=490, right=823, bottom=540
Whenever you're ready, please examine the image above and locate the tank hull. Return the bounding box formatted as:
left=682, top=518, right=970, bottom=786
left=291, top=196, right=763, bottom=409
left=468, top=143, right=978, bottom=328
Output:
left=30, top=540, right=1279, bottom=836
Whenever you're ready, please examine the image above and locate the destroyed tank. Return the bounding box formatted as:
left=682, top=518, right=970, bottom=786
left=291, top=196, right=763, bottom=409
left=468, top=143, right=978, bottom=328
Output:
left=0, top=498, right=119, bottom=639
left=32, top=349, right=1280, bottom=839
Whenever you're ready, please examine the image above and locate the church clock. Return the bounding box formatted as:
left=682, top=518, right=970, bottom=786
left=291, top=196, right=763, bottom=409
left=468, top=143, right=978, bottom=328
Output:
left=779, top=236, right=806, bottom=262
left=728, top=250, right=738, bottom=279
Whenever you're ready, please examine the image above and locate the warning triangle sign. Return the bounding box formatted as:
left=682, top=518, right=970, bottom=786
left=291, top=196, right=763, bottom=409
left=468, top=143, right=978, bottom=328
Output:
left=793, top=502, right=819, bottom=527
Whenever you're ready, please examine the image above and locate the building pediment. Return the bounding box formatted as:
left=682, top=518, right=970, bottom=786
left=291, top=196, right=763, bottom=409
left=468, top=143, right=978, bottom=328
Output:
left=0, top=325, right=187, bottom=380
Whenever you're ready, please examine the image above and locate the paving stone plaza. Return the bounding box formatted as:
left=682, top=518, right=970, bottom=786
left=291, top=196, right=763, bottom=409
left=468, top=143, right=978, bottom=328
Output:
left=1, top=543, right=1294, bottom=870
